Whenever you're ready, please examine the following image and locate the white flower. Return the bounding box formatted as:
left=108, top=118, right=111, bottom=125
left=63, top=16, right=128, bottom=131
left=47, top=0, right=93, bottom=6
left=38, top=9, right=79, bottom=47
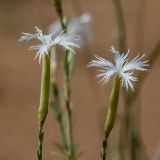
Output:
left=19, top=26, right=80, bottom=63
left=87, top=46, right=149, bottom=90
left=48, top=13, right=92, bottom=44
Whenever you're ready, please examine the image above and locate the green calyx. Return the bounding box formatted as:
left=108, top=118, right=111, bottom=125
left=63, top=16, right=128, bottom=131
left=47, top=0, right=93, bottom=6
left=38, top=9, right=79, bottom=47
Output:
left=38, top=53, right=50, bottom=127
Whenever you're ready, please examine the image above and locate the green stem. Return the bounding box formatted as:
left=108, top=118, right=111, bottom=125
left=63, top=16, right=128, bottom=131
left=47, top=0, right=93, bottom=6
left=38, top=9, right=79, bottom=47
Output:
left=112, top=1, right=130, bottom=159
left=51, top=0, right=67, bottom=31
left=52, top=1, right=75, bottom=159
left=37, top=126, right=44, bottom=160
left=51, top=80, right=68, bottom=152
left=37, top=53, right=50, bottom=160
left=113, top=0, right=126, bottom=52
left=64, top=50, right=75, bottom=160
left=101, top=75, right=120, bottom=160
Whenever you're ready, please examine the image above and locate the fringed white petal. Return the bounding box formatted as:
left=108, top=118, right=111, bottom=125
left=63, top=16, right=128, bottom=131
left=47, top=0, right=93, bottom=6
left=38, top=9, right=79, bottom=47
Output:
left=87, top=46, right=149, bottom=90
left=19, top=27, right=81, bottom=63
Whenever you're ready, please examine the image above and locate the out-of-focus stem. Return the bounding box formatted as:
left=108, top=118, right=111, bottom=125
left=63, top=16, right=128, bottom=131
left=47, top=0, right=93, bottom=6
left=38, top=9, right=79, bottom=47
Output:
left=122, top=40, right=160, bottom=160
left=127, top=2, right=149, bottom=159
left=101, top=75, right=120, bottom=160
left=113, top=0, right=126, bottom=52
left=134, top=0, right=148, bottom=52
left=37, top=53, right=50, bottom=160
left=70, top=0, right=82, bottom=16
left=125, top=40, right=160, bottom=111
left=122, top=39, right=160, bottom=134
left=133, top=40, right=160, bottom=102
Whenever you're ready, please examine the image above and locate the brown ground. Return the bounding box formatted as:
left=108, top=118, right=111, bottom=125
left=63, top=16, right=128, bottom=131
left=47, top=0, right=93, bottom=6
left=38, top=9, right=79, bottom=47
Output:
left=0, top=0, right=160, bottom=160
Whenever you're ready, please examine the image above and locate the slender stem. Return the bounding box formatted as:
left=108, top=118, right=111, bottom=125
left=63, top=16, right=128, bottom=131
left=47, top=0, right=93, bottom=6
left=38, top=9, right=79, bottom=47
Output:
left=131, top=5, right=149, bottom=155
left=123, top=40, right=160, bottom=113
left=123, top=94, right=148, bottom=160
left=112, top=1, right=127, bottom=159
left=112, top=0, right=126, bottom=52
left=121, top=40, right=160, bottom=160
left=37, top=126, right=44, bottom=160
left=70, top=0, right=82, bottom=16
left=51, top=80, right=68, bottom=152
left=126, top=1, right=149, bottom=155
left=101, top=75, right=120, bottom=160
left=64, top=50, right=75, bottom=160
left=133, top=40, right=160, bottom=102
left=51, top=0, right=67, bottom=31
left=52, top=1, right=75, bottom=159
left=122, top=40, right=160, bottom=160
left=37, top=53, right=50, bottom=160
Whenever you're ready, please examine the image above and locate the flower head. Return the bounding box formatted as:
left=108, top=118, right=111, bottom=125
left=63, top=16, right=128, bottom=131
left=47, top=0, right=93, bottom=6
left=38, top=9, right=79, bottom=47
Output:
left=48, top=13, right=92, bottom=44
left=87, top=46, right=149, bottom=90
left=19, top=27, right=80, bottom=63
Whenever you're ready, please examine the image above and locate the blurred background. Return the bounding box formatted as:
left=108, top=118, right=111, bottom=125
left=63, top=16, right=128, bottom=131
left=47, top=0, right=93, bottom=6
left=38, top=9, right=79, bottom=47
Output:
left=0, top=0, right=160, bottom=160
